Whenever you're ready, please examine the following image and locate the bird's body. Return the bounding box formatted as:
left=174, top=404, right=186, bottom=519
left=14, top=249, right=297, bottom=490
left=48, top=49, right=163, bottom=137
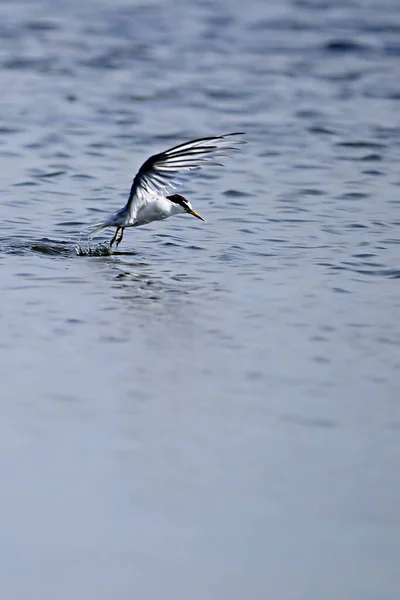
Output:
left=88, top=132, right=244, bottom=248
left=108, top=193, right=187, bottom=228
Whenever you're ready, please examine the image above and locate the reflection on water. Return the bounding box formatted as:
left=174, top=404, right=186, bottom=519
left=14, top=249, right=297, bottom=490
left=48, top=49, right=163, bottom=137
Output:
left=0, top=0, right=400, bottom=598
left=1, top=237, right=73, bottom=256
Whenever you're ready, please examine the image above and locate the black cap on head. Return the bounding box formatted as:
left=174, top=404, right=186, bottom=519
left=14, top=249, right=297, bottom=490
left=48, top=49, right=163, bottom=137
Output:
left=167, top=193, right=205, bottom=221
left=167, top=194, right=189, bottom=208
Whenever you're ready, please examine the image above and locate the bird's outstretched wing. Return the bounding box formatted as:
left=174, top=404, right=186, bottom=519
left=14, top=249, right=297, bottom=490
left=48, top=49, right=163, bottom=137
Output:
left=126, top=132, right=245, bottom=216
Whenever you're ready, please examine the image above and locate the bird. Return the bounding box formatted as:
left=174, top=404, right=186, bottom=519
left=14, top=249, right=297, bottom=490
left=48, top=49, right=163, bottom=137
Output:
left=88, top=132, right=245, bottom=248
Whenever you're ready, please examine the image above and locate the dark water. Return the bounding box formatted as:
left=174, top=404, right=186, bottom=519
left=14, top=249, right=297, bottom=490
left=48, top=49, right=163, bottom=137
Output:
left=1, top=0, right=400, bottom=598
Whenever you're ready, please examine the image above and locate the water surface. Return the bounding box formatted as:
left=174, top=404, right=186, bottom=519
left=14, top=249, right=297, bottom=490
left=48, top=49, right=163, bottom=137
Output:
left=0, top=0, right=399, bottom=598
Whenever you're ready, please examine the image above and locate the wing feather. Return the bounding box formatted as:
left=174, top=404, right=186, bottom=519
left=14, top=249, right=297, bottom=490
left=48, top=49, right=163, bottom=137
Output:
left=126, top=132, right=245, bottom=214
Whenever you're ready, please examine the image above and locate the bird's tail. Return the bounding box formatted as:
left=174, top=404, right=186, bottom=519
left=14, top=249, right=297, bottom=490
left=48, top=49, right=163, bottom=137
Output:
left=86, top=220, right=110, bottom=239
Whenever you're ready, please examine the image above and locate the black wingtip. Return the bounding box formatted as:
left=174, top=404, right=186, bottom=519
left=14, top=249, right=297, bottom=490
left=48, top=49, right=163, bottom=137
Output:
left=220, top=132, right=246, bottom=137
left=220, top=132, right=247, bottom=144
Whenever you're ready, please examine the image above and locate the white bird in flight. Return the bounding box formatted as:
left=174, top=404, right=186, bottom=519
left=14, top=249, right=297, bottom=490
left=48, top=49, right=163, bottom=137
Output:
left=88, top=132, right=245, bottom=248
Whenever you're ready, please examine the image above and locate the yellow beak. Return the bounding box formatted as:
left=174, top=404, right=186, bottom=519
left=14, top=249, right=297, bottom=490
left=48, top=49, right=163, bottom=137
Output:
left=187, top=208, right=205, bottom=222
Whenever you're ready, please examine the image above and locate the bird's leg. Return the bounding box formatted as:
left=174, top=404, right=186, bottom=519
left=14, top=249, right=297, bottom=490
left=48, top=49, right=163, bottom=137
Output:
left=110, top=227, right=120, bottom=247
left=116, top=227, right=125, bottom=247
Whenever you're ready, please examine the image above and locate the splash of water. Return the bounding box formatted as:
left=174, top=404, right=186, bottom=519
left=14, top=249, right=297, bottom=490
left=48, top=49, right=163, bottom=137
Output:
left=75, top=231, right=112, bottom=256
left=75, top=240, right=112, bottom=256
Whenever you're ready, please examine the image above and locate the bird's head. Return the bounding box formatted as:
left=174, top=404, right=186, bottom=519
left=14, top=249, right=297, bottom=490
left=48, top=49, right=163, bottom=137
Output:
left=167, top=194, right=205, bottom=221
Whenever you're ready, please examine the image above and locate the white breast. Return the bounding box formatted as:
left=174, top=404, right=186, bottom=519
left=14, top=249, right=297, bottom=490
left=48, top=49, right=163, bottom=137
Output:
left=134, top=196, right=183, bottom=227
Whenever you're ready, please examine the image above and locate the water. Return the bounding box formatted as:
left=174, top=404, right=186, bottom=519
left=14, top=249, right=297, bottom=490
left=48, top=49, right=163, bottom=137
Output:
left=1, top=0, right=399, bottom=598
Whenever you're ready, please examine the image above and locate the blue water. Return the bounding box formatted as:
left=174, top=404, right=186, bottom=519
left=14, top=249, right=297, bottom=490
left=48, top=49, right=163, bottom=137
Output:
left=1, top=0, right=399, bottom=598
